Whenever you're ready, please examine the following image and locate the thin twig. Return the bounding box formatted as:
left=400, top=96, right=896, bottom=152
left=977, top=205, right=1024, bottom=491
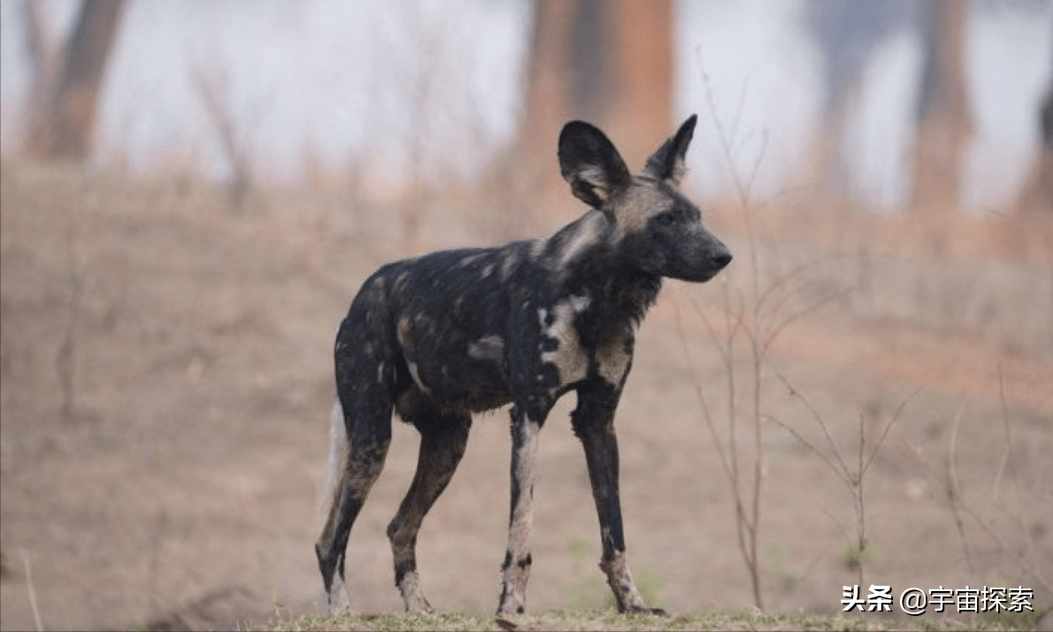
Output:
left=822, top=508, right=852, bottom=544
left=754, top=253, right=852, bottom=316
left=673, top=300, right=734, bottom=485
left=898, top=422, right=1052, bottom=594
left=993, top=360, right=1037, bottom=563
left=699, top=61, right=761, bottom=304
left=855, top=412, right=865, bottom=589
left=762, top=287, right=850, bottom=352
left=769, top=366, right=850, bottom=482
left=945, top=405, right=975, bottom=573
left=991, top=359, right=1011, bottom=501
left=57, top=210, right=81, bottom=424
left=680, top=294, right=759, bottom=589
left=763, top=414, right=842, bottom=479
left=861, top=388, right=921, bottom=478
left=748, top=326, right=763, bottom=605
left=770, top=373, right=918, bottom=590
left=22, top=551, right=43, bottom=632
left=797, top=537, right=837, bottom=585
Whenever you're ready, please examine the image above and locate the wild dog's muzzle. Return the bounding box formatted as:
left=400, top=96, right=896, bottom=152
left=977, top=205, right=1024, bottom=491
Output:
left=669, top=229, right=732, bottom=283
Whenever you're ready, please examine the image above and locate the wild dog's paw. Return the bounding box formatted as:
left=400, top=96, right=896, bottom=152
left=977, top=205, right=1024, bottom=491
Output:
left=622, top=604, right=668, bottom=616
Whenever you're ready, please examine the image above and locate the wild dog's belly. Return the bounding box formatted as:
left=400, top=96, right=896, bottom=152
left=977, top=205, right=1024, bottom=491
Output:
left=397, top=317, right=514, bottom=411
left=413, top=359, right=515, bottom=412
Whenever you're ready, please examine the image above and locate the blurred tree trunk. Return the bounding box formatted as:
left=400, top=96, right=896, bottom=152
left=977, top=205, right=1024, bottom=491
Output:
left=493, top=0, right=577, bottom=233
left=502, top=0, right=673, bottom=229
left=1044, top=86, right=1053, bottom=152
left=909, top=0, right=974, bottom=220
left=22, top=1, right=53, bottom=112
left=1015, top=83, right=1053, bottom=217
left=803, top=1, right=914, bottom=206
left=603, top=0, right=674, bottom=167
left=24, top=0, right=126, bottom=162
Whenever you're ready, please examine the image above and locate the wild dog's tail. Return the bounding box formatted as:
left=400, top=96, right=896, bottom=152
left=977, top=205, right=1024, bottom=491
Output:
left=318, top=398, right=348, bottom=524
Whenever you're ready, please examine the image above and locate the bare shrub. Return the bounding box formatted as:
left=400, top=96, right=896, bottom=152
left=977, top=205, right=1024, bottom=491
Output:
left=189, top=62, right=259, bottom=213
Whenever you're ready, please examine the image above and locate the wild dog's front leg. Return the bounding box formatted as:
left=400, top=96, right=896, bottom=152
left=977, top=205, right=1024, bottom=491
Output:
left=572, top=388, right=665, bottom=615
left=497, top=404, right=543, bottom=614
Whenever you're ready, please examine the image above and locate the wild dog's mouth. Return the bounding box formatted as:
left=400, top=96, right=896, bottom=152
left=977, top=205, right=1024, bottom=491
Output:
left=668, top=248, right=732, bottom=283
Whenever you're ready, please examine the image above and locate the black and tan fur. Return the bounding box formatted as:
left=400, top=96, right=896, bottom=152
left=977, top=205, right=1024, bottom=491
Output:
left=315, top=115, right=731, bottom=615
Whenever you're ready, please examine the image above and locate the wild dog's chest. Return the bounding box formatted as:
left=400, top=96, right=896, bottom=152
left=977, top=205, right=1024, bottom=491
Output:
left=391, top=286, right=635, bottom=404
left=535, top=294, right=634, bottom=390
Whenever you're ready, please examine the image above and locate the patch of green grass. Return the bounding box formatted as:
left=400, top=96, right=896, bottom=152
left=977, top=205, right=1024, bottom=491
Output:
left=564, top=536, right=606, bottom=609
left=765, top=543, right=804, bottom=593
left=976, top=606, right=1045, bottom=631
left=840, top=539, right=873, bottom=571
left=266, top=608, right=1022, bottom=631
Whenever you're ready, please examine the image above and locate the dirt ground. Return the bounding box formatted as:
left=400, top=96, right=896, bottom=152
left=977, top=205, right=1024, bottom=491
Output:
left=1, top=160, right=1051, bottom=631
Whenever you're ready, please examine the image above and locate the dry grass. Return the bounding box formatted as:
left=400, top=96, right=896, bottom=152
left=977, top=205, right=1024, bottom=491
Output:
left=268, top=608, right=1038, bottom=631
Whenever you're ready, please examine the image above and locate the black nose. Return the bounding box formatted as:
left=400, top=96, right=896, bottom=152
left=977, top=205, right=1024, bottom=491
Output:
left=713, top=252, right=732, bottom=270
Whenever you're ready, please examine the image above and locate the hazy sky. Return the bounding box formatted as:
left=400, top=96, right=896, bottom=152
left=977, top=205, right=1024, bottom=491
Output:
left=2, top=0, right=1051, bottom=211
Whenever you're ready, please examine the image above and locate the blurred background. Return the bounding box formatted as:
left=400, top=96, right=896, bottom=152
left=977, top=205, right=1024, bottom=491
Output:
left=2, top=0, right=1051, bottom=215
left=1, top=1, right=1052, bottom=630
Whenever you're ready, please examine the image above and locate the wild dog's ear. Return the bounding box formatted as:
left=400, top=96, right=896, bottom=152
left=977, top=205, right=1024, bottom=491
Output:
left=558, top=121, right=632, bottom=209
left=643, top=114, right=697, bottom=185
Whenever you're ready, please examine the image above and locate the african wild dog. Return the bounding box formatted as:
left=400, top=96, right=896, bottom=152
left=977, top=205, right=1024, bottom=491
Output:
left=315, top=114, right=731, bottom=615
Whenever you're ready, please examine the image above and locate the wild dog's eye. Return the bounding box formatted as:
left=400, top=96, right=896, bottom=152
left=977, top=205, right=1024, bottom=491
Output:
left=655, top=212, right=676, bottom=226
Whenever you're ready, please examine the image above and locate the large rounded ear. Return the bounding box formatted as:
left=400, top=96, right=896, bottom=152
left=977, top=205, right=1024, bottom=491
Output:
left=642, top=114, right=697, bottom=185
left=558, top=121, right=632, bottom=209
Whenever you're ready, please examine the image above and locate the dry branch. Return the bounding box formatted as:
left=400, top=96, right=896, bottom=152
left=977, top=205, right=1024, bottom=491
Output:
left=189, top=63, right=253, bottom=211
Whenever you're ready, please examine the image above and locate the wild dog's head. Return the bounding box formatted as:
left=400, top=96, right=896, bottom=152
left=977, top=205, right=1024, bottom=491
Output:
left=558, top=115, right=732, bottom=283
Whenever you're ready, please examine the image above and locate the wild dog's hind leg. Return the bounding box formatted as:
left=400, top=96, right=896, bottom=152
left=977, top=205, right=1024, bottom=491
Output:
left=315, top=387, right=393, bottom=613
left=572, top=385, right=665, bottom=615
left=497, top=404, right=544, bottom=615
left=386, top=406, right=472, bottom=613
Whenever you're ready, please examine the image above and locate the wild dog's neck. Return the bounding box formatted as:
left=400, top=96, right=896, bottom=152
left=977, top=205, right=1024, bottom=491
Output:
left=543, top=210, right=662, bottom=331
left=601, top=269, right=662, bottom=330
